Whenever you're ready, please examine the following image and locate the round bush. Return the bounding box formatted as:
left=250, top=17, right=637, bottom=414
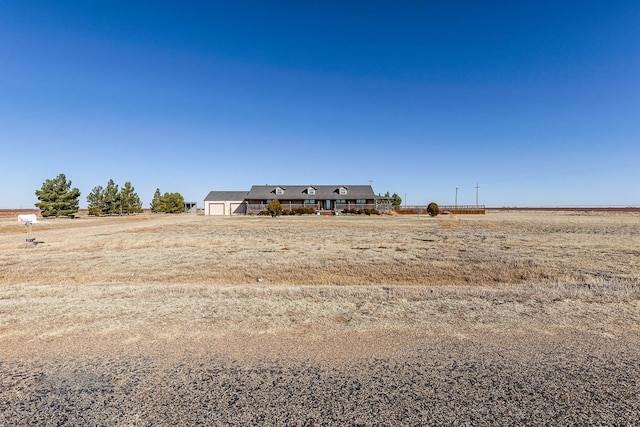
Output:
left=427, top=202, right=440, bottom=217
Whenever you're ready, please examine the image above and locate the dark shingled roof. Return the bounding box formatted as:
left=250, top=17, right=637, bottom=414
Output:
left=204, top=191, right=248, bottom=201
left=245, top=185, right=375, bottom=201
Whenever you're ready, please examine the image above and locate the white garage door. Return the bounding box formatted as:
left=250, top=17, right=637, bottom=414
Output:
left=230, top=203, right=246, bottom=215
left=208, top=203, right=225, bottom=216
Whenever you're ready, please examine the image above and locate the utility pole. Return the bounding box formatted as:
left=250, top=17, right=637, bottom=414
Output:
left=475, top=182, right=480, bottom=207
left=455, top=187, right=459, bottom=208
left=404, top=193, right=407, bottom=208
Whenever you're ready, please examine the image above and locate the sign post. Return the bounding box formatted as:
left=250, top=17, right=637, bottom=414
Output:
left=18, top=214, right=39, bottom=246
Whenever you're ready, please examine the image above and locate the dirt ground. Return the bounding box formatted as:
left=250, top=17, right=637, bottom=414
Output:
left=0, top=212, right=639, bottom=425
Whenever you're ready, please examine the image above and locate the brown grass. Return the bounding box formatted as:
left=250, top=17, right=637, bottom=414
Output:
left=0, top=211, right=638, bottom=343
left=2, top=211, right=639, bottom=287
left=1, top=212, right=639, bottom=425
left=1, top=281, right=638, bottom=347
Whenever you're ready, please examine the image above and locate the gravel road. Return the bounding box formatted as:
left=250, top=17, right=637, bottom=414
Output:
left=1, top=332, right=638, bottom=426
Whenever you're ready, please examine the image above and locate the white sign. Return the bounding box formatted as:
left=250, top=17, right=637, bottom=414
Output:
left=18, top=214, right=39, bottom=223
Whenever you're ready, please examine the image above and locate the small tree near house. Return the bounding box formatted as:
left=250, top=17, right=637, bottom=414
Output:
left=383, top=191, right=403, bottom=211
left=268, top=199, right=283, bottom=217
left=391, top=193, right=402, bottom=211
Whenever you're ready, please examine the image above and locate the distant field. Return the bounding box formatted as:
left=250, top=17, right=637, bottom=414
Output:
left=1, top=211, right=639, bottom=425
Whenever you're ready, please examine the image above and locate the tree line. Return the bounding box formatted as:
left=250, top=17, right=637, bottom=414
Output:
left=86, top=179, right=143, bottom=216
left=34, top=173, right=185, bottom=217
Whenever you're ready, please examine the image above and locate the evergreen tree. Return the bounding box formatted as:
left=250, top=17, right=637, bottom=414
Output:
left=86, top=185, right=106, bottom=216
left=35, top=173, right=80, bottom=217
left=171, top=192, right=185, bottom=213
left=391, top=193, right=403, bottom=211
left=103, top=179, right=120, bottom=215
left=162, top=192, right=185, bottom=213
left=119, top=182, right=142, bottom=215
left=150, top=188, right=162, bottom=213
left=149, top=189, right=184, bottom=213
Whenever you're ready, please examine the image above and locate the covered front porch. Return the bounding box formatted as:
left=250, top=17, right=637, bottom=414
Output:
left=246, top=200, right=390, bottom=215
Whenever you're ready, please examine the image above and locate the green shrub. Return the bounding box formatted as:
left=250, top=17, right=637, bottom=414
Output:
left=427, top=202, right=440, bottom=217
left=258, top=210, right=269, bottom=216
left=282, top=208, right=291, bottom=216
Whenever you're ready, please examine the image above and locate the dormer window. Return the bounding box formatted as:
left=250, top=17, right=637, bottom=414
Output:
left=275, top=187, right=285, bottom=196
left=307, top=187, right=316, bottom=195
left=339, top=187, right=347, bottom=195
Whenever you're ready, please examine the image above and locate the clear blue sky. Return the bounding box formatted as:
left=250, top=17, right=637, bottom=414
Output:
left=1, top=1, right=638, bottom=208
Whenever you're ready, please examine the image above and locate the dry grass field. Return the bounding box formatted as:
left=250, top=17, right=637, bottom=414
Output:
left=1, top=211, right=639, bottom=425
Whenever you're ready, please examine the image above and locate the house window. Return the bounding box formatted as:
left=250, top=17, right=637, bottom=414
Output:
left=336, top=199, right=346, bottom=204
left=356, top=199, right=367, bottom=205
left=275, top=187, right=284, bottom=195
left=339, top=187, right=347, bottom=195
left=307, top=187, right=316, bottom=195
left=304, top=199, right=316, bottom=205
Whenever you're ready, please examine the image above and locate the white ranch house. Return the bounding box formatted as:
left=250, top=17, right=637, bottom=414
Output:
left=204, top=185, right=390, bottom=216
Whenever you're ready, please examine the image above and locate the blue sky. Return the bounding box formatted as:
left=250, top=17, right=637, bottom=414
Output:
left=1, top=1, right=638, bottom=208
